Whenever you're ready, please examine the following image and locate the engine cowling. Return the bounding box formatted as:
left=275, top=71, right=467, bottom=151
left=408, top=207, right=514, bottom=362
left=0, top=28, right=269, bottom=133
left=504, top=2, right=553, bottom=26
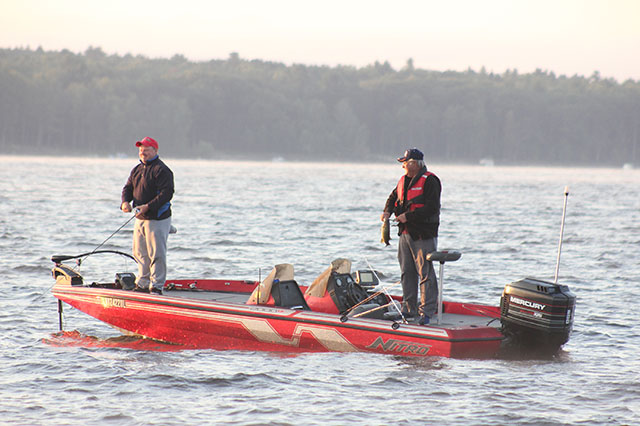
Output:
left=500, top=278, right=575, bottom=351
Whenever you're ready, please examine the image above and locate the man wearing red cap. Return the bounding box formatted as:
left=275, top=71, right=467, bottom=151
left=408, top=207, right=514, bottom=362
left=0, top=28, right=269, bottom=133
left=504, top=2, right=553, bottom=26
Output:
left=381, top=148, right=441, bottom=325
left=121, top=137, right=174, bottom=295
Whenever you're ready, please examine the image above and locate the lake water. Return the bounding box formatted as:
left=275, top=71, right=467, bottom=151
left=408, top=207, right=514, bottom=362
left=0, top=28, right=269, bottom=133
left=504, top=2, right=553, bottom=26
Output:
left=1, top=156, right=638, bottom=425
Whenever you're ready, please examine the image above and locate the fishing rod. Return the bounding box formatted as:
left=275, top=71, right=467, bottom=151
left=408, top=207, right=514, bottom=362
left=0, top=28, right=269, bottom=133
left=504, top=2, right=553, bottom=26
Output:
left=341, top=280, right=401, bottom=318
left=78, top=210, right=138, bottom=263
left=554, top=186, right=570, bottom=284
left=364, top=257, right=408, bottom=326
left=349, top=301, right=395, bottom=319
left=59, top=209, right=139, bottom=268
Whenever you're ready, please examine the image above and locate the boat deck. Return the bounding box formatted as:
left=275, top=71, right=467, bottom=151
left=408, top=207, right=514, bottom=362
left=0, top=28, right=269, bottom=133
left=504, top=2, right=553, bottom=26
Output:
left=435, top=312, right=500, bottom=328
left=162, top=288, right=499, bottom=329
left=164, top=289, right=250, bottom=304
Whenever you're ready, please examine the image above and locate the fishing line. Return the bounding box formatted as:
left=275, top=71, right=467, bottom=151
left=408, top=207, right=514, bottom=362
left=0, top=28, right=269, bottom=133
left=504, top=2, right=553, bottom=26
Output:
left=78, top=210, right=138, bottom=266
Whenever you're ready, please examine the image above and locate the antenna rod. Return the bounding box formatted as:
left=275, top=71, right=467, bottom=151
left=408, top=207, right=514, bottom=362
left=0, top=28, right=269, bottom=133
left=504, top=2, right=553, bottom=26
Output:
left=554, top=186, right=570, bottom=284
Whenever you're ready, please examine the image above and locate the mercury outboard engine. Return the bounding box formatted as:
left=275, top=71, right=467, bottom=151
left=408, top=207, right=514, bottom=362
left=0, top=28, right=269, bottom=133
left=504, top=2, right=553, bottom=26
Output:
left=500, top=278, right=575, bottom=351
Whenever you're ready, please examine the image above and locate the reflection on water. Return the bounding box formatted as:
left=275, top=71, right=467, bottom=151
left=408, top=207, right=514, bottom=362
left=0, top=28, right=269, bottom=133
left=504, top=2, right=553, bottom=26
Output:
left=43, top=330, right=189, bottom=352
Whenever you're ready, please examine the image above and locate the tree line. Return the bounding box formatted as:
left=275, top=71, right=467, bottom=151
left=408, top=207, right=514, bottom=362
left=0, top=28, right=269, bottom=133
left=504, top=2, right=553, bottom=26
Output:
left=1, top=47, right=639, bottom=166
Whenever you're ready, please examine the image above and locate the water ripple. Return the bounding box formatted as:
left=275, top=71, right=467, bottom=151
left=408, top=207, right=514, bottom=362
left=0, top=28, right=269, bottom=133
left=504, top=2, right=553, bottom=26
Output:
left=1, top=158, right=639, bottom=425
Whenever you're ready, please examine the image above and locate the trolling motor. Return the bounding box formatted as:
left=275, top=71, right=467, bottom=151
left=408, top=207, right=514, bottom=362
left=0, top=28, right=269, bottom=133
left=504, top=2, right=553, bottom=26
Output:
left=51, top=250, right=138, bottom=287
left=51, top=212, right=142, bottom=331
left=51, top=249, right=139, bottom=331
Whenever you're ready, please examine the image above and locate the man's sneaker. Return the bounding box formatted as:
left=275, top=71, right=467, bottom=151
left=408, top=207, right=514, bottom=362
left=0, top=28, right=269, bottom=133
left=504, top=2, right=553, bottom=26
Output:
left=150, top=287, right=163, bottom=295
left=133, top=286, right=149, bottom=293
left=417, top=315, right=430, bottom=325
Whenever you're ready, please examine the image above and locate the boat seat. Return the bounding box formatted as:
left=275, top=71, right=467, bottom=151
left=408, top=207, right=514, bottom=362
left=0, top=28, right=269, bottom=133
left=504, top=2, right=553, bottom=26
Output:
left=304, top=258, right=353, bottom=314
left=426, top=250, right=462, bottom=325
left=270, top=280, right=310, bottom=310
left=304, top=258, right=376, bottom=314
left=247, top=264, right=310, bottom=310
left=305, top=258, right=352, bottom=298
left=426, top=250, right=461, bottom=263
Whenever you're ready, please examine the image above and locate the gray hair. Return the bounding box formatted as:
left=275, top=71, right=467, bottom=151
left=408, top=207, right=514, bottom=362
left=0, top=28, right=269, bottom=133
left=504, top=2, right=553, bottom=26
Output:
left=414, top=159, right=425, bottom=168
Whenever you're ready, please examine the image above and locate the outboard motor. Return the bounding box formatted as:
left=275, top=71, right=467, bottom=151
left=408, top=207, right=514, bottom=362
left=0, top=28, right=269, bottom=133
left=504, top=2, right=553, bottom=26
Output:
left=500, top=278, right=575, bottom=351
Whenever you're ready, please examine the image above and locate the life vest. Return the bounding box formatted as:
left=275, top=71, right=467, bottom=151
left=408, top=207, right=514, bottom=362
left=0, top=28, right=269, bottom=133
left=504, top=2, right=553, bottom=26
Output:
left=396, top=172, right=434, bottom=211
left=395, top=172, right=440, bottom=223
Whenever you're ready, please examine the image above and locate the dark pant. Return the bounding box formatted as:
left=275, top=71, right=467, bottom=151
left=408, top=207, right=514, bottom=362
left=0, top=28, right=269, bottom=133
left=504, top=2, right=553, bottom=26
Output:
left=398, top=234, right=438, bottom=318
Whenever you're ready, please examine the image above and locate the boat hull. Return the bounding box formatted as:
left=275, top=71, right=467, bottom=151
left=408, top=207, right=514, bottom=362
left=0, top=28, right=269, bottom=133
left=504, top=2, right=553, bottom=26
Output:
left=52, top=283, right=504, bottom=359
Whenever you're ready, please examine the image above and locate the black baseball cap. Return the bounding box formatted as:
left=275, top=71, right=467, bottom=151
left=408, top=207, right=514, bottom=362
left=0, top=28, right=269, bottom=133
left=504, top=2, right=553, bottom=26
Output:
left=397, top=148, right=424, bottom=162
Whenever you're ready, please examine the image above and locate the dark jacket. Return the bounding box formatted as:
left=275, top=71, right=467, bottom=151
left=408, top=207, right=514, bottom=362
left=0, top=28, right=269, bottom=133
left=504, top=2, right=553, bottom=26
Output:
left=384, top=166, right=441, bottom=239
left=122, top=156, right=174, bottom=220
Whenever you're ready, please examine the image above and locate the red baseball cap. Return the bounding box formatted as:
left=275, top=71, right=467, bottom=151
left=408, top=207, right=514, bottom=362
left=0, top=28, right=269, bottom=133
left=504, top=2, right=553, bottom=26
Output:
left=135, top=137, right=158, bottom=150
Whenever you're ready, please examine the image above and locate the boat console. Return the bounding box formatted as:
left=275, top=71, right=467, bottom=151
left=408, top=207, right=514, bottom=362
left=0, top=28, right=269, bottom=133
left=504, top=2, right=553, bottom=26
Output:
left=326, top=273, right=370, bottom=313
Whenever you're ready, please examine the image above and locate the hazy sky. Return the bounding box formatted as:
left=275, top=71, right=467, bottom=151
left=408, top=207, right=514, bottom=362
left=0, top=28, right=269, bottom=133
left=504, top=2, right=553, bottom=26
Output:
left=3, top=0, right=639, bottom=82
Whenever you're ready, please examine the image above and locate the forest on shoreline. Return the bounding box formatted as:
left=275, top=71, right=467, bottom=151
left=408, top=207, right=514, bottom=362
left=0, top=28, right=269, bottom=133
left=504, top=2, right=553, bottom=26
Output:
left=1, top=47, right=639, bottom=166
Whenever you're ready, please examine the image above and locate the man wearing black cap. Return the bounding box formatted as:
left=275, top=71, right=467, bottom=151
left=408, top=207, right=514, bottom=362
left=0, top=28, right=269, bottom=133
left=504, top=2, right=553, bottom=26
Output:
left=121, top=136, right=174, bottom=295
left=381, top=148, right=441, bottom=324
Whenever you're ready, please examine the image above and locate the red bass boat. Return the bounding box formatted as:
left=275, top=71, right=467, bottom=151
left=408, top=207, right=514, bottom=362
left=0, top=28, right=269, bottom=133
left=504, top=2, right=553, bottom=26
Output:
left=51, top=250, right=575, bottom=359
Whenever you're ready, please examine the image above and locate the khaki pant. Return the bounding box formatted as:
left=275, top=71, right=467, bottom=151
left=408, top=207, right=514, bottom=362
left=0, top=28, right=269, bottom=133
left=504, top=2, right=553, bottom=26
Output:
left=133, top=217, right=171, bottom=290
